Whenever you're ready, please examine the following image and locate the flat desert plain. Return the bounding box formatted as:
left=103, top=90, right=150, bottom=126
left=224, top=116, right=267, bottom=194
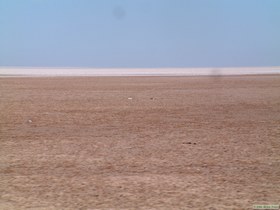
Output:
left=0, top=76, right=279, bottom=210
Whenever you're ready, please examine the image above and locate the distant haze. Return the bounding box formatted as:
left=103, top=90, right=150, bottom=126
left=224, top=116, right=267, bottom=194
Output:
left=0, top=0, right=280, bottom=68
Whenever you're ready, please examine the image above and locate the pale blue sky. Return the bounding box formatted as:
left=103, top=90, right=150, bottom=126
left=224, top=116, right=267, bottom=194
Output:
left=0, top=0, right=279, bottom=68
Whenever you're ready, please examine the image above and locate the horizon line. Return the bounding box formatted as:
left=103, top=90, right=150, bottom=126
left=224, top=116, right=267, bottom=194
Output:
left=1, top=66, right=280, bottom=69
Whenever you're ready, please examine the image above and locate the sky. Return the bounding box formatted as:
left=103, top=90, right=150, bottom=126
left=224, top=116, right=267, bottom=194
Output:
left=0, top=0, right=279, bottom=68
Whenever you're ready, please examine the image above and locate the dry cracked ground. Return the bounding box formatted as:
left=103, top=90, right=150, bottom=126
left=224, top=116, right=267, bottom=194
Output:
left=0, top=76, right=280, bottom=209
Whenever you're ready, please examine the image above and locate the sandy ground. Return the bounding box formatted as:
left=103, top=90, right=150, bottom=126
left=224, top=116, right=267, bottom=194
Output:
left=0, top=76, right=279, bottom=210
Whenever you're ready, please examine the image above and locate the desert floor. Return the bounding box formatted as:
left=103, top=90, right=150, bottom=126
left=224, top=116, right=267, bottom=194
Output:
left=0, top=76, right=279, bottom=210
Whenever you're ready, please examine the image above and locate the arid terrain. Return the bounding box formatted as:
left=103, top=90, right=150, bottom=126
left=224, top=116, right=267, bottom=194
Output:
left=0, top=76, right=279, bottom=210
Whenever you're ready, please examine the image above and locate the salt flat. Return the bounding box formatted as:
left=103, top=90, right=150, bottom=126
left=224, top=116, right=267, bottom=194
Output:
left=0, top=66, right=280, bottom=77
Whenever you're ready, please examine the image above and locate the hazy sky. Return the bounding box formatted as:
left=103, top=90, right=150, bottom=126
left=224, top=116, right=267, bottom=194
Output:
left=0, top=0, right=279, bottom=68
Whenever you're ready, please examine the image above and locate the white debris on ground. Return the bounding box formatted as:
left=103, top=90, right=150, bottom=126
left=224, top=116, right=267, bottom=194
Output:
left=28, top=120, right=32, bottom=123
left=127, top=97, right=157, bottom=100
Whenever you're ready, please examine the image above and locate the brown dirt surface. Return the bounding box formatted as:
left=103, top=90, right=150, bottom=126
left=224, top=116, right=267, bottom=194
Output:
left=0, top=76, right=280, bottom=210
